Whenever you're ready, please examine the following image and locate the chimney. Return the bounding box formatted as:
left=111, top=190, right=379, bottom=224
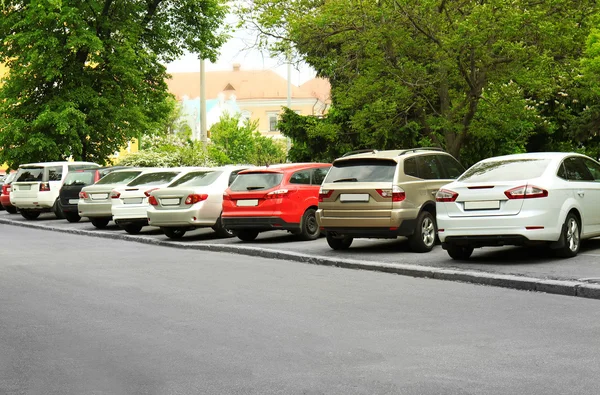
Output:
left=233, top=63, right=241, bottom=71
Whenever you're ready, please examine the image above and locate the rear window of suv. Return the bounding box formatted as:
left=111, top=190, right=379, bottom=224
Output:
left=16, top=167, right=44, bottom=182
left=230, top=172, right=283, bottom=191
left=324, top=159, right=397, bottom=183
left=95, top=171, right=143, bottom=185
left=127, top=172, right=180, bottom=186
left=459, top=159, right=551, bottom=182
left=63, top=171, right=95, bottom=186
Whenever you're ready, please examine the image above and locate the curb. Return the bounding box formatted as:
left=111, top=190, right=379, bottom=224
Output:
left=1, top=217, right=598, bottom=301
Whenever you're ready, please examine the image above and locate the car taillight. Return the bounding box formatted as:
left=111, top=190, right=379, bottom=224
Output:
left=144, top=188, right=159, bottom=197
left=376, top=186, right=406, bottom=202
left=3, top=185, right=9, bottom=193
left=39, top=182, right=50, bottom=192
left=110, top=190, right=120, bottom=199
left=266, top=189, right=289, bottom=199
left=185, top=194, right=208, bottom=204
left=148, top=196, right=158, bottom=206
left=436, top=189, right=459, bottom=202
left=79, top=191, right=89, bottom=199
left=504, top=185, right=548, bottom=199
left=318, top=189, right=334, bottom=202
left=223, top=192, right=232, bottom=201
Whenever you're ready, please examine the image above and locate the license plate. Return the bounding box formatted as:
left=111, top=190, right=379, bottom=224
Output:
left=90, top=193, right=108, bottom=200
left=19, top=185, right=31, bottom=190
left=340, top=193, right=370, bottom=202
left=161, top=198, right=180, bottom=206
left=69, top=199, right=79, bottom=204
left=237, top=199, right=259, bottom=207
left=123, top=198, right=143, bottom=204
left=464, top=200, right=500, bottom=210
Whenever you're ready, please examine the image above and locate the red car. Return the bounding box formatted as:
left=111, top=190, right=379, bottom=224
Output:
left=1, top=173, right=17, bottom=214
left=222, top=163, right=331, bottom=242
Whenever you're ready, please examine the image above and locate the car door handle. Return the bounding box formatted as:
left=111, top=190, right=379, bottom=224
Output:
left=577, top=190, right=585, bottom=197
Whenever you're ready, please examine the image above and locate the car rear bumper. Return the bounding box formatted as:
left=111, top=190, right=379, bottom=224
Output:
left=147, top=207, right=218, bottom=227
left=78, top=201, right=112, bottom=218
left=112, top=205, right=148, bottom=222
left=222, top=216, right=300, bottom=232
left=11, top=197, right=54, bottom=210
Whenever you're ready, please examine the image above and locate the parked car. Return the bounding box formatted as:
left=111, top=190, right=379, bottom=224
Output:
left=1, top=172, right=18, bottom=214
left=11, top=161, right=100, bottom=220
left=148, top=166, right=251, bottom=239
left=78, top=168, right=152, bottom=229
left=58, top=166, right=128, bottom=223
left=111, top=168, right=207, bottom=234
left=436, top=152, right=600, bottom=260
left=317, top=148, right=465, bottom=252
left=222, top=163, right=331, bottom=241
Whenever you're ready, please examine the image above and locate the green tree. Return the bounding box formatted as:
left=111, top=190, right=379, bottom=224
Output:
left=0, top=0, right=227, bottom=169
left=240, top=0, right=598, bottom=164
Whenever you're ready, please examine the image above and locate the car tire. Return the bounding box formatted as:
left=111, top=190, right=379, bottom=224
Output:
left=236, top=230, right=259, bottom=242
left=20, top=210, right=40, bottom=220
left=446, top=244, right=474, bottom=260
left=5, top=206, right=17, bottom=214
left=52, top=197, right=65, bottom=219
left=326, top=232, right=353, bottom=250
left=163, top=227, right=187, bottom=239
left=91, top=218, right=110, bottom=229
left=408, top=211, right=437, bottom=253
left=122, top=224, right=143, bottom=235
left=555, top=213, right=581, bottom=258
left=212, top=213, right=234, bottom=238
left=64, top=212, right=81, bottom=223
left=299, top=208, right=320, bottom=241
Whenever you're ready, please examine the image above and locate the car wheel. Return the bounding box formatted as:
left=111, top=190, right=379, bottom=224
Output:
left=408, top=211, right=436, bottom=253
left=91, top=218, right=110, bottom=229
left=236, top=230, right=259, bottom=242
left=299, top=208, right=320, bottom=241
left=555, top=213, right=581, bottom=258
left=20, top=210, right=40, bottom=220
left=446, top=244, right=474, bottom=260
left=212, top=213, right=234, bottom=238
left=122, top=224, right=143, bottom=235
left=64, top=212, right=81, bottom=223
left=5, top=206, right=17, bottom=214
left=326, top=232, right=353, bottom=250
left=52, top=197, right=65, bottom=219
left=163, top=227, right=187, bottom=239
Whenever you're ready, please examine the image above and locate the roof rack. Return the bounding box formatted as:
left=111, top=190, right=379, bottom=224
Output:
left=397, top=147, right=444, bottom=156
left=341, top=149, right=379, bottom=157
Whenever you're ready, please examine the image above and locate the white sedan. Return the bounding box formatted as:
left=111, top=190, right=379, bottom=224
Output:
left=436, top=152, right=600, bottom=260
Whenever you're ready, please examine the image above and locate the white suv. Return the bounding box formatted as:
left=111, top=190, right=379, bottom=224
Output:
left=11, top=161, right=99, bottom=219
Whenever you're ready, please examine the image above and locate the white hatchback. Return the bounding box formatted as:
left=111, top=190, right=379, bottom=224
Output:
left=436, top=152, right=600, bottom=260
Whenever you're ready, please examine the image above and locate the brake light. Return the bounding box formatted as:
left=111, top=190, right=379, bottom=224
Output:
left=144, top=188, right=159, bottom=197
left=79, top=191, right=89, bottom=199
left=185, top=194, right=208, bottom=204
left=266, top=189, right=289, bottom=199
left=318, top=189, right=334, bottom=202
left=39, top=182, right=50, bottom=192
left=148, top=195, right=158, bottom=206
left=436, top=189, right=459, bottom=202
left=376, top=186, right=406, bottom=202
left=110, top=190, right=120, bottom=199
left=504, top=185, right=548, bottom=199
left=223, top=192, right=232, bottom=201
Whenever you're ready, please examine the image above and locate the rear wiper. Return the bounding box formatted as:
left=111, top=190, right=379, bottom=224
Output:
left=333, top=178, right=358, bottom=183
left=246, top=186, right=265, bottom=190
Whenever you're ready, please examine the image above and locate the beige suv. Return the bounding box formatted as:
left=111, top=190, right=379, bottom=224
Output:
left=316, top=148, right=465, bottom=252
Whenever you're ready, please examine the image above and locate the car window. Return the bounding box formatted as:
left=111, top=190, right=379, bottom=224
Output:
left=290, top=170, right=311, bottom=185
left=557, top=163, right=568, bottom=179
left=312, top=167, right=330, bottom=185
left=63, top=171, right=95, bottom=186
left=437, top=155, right=465, bottom=179
left=563, top=157, right=594, bottom=181
left=324, top=159, right=397, bottom=183
left=230, top=172, right=283, bottom=191
left=403, top=158, right=418, bottom=178
left=127, top=172, right=180, bottom=186
left=95, top=170, right=143, bottom=185
left=15, top=167, right=44, bottom=182
left=48, top=166, right=63, bottom=181
left=417, top=155, right=444, bottom=180
left=169, top=171, right=223, bottom=187
left=459, top=159, right=551, bottom=182
left=228, top=170, right=245, bottom=186
left=583, top=158, right=600, bottom=181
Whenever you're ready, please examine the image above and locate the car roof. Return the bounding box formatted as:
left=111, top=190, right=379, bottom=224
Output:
left=476, top=152, right=589, bottom=163
left=238, top=163, right=330, bottom=174
left=18, top=161, right=99, bottom=167
left=335, top=148, right=449, bottom=162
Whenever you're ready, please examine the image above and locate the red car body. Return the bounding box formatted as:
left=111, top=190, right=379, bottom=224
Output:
left=222, top=163, right=331, bottom=241
left=1, top=173, right=17, bottom=213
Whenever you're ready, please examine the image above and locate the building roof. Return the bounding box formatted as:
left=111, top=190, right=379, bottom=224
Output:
left=300, top=78, right=331, bottom=103
left=167, top=65, right=327, bottom=101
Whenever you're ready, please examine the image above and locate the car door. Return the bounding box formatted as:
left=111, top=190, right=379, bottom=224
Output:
left=416, top=155, right=449, bottom=201
left=289, top=169, right=314, bottom=217
left=562, top=156, right=596, bottom=235
left=582, top=157, right=600, bottom=234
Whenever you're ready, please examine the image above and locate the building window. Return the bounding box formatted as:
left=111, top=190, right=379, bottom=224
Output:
left=269, top=114, right=278, bottom=132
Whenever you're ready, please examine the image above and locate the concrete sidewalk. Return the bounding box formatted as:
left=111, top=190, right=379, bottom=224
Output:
left=2, top=215, right=600, bottom=301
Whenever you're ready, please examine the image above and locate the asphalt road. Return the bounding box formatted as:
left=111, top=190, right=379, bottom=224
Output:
left=1, top=226, right=600, bottom=395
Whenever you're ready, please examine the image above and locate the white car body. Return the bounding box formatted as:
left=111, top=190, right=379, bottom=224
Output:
left=436, top=152, right=600, bottom=259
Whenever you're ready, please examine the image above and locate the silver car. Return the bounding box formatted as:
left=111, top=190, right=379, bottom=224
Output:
left=147, top=166, right=251, bottom=239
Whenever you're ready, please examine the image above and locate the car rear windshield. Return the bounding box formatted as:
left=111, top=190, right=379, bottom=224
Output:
left=324, top=159, right=397, bottom=183
left=127, top=171, right=180, bottom=186
left=169, top=171, right=223, bottom=187
left=459, top=159, right=551, bottom=182
left=95, top=171, right=143, bottom=185
left=63, top=171, right=95, bottom=186
left=230, top=172, right=283, bottom=191
left=15, top=167, right=44, bottom=182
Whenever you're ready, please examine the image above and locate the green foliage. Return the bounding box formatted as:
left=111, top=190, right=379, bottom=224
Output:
left=117, top=140, right=215, bottom=167
left=0, top=0, right=227, bottom=169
